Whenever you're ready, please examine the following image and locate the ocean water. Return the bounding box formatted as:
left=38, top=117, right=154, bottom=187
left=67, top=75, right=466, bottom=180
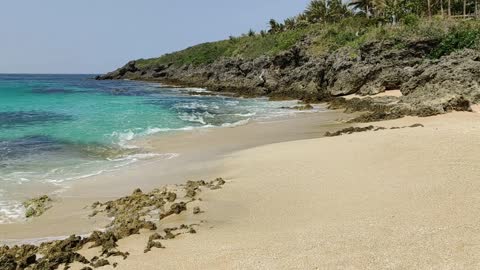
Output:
left=0, top=74, right=308, bottom=223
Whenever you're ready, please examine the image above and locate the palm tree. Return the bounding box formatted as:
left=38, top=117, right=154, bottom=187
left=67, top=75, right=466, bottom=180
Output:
left=349, top=0, right=372, bottom=16
left=296, top=13, right=309, bottom=22
left=448, top=0, right=451, bottom=16
left=476, top=0, right=479, bottom=18
left=372, top=0, right=387, bottom=16
left=328, top=0, right=350, bottom=22
left=440, top=0, right=444, bottom=16
left=427, top=0, right=432, bottom=18
left=305, top=0, right=328, bottom=22
left=284, top=17, right=296, bottom=30
left=268, top=19, right=279, bottom=33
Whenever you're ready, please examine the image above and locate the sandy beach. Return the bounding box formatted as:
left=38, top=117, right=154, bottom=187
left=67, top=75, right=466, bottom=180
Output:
left=72, top=111, right=480, bottom=269
left=0, top=109, right=350, bottom=242
left=3, top=110, right=480, bottom=269
left=5, top=1, right=480, bottom=269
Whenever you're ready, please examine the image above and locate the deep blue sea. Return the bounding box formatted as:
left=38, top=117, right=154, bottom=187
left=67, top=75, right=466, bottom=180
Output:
left=0, top=74, right=304, bottom=223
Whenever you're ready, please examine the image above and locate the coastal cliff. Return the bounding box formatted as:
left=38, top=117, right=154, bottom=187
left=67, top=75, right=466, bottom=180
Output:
left=98, top=19, right=480, bottom=122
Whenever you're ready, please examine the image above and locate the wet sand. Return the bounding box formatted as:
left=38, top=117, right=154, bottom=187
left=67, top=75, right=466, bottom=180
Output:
left=0, top=108, right=350, bottom=242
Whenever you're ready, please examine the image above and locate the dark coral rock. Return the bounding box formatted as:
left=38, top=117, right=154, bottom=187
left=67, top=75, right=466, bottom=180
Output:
left=91, top=258, right=110, bottom=268
left=170, top=202, right=187, bottom=215
left=325, top=126, right=376, bottom=137
left=23, top=195, right=52, bottom=218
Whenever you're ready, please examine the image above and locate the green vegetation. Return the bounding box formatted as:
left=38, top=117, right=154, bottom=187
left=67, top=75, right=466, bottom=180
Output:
left=430, top=24, right=480, bottom=58
left=135, top=25, right=315, bottom=68
left=135, top=0, right=480, bottom=69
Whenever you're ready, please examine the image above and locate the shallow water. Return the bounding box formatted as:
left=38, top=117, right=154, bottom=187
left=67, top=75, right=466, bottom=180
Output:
left=0, top=74, right=311, bottom=223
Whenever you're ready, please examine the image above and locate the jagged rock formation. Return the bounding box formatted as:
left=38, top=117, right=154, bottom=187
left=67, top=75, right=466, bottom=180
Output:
left=98, top=39, right=480, bottom=121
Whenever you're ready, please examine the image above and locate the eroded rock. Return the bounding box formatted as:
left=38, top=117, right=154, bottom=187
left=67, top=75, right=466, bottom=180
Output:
left=23, top=195, right=52, bottom=218
left=1, top=178, right=226, bottom=269
left=91, top=258, right=109, bottom=268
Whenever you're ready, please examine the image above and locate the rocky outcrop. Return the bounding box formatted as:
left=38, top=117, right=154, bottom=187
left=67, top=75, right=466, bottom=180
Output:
left=23, top=195, right=52, bottom=218
left=0, top=178, right=226, bottom=270
left=400, top=49, right=480, bottom=111
left=98, top=38, right=480, bottom=121
left=97, top=39, right=434, bottom=100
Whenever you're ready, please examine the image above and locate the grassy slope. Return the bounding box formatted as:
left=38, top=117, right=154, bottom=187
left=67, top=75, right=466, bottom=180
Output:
left=135, top=17, right=480, bottom=69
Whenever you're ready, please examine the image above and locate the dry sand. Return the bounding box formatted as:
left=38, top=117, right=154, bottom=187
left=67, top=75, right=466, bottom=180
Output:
left=80, top=112, right=480, bottom=270
left=5, top=110, right=480, bottom=269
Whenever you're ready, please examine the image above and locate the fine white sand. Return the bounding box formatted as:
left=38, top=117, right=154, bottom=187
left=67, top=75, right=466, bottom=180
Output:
left=82, top=112, right=480, bottom=270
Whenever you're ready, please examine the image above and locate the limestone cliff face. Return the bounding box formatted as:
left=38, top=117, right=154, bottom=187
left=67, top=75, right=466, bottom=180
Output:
left=98, top=38, right=480, bottom=121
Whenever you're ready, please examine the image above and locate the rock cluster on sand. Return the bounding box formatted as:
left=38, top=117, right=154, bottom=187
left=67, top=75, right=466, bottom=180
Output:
left=325, top=123, right=424, bottom=137
left=97, top=39, right=479, bottom=122
left=0, top=178, right=226, bottom=270
left=281, top=104, right=314, bottom=111
left=22, top=195, right=52, bottom=218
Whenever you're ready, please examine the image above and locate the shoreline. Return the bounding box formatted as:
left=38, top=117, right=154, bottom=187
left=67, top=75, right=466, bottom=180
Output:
left=101, top=111, right=480, bottom=269
left=3, top=111, right=480, bottom=269
left=0, top=108, right=351, bottom=243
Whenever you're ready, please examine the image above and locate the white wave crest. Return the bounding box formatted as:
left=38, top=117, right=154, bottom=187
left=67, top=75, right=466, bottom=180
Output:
left=184, top=87, right=210, bottom=93
left=143, top=124, right=216, bottom=136
left=221, top=119, right=250, bottom=128
left=233, top=112, right=256, bottom=117
left=174, top=102, right=210, bottom=110
left=110, top=130, right=139, bottom=149
left=0, top=200, right=26, bottom=225
left=179, top=113, right=207, bottom=125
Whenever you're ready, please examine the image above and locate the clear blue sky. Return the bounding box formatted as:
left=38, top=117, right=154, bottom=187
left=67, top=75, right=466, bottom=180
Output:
left=0, top=0, right=310, bottom=74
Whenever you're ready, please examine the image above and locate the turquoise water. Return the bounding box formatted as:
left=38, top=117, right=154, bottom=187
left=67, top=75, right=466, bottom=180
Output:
left=0, top=74, right=304, bottom=223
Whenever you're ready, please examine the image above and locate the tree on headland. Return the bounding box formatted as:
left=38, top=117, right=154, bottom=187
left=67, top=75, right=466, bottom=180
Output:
left=349, top=0, right=373, bottom=17
left=305, top=0, right=328, bottom=22
left=328, top=0, right=351, bottom=22
left=284, top=17, right=296, bottom=30
left=427, top=0, right=432, bottom=18
left=268, top=19, right=284, bottom=33
left=255, top=0, right=480, bottom=39
left=305, top=0, right=350, bottom=23
left=448, top=0, right=452, bottom=16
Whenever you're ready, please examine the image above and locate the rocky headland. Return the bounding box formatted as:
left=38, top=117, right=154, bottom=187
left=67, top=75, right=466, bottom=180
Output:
left=97, top=33, right=480, bottom=122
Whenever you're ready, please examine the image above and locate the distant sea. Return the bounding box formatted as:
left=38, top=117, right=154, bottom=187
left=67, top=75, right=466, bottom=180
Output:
left=0, top=74, right=307, bottom=223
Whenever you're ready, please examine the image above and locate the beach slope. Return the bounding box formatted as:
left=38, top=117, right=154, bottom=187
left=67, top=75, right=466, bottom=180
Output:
left=108, top=112, right=480, bottom=269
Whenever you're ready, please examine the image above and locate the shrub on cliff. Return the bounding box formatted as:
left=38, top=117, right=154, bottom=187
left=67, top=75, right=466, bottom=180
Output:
left=402, top=14, right=420, bottom=27
left=430, top=23, right=480, bottom=58
left=134, top=16, right=480, bottom=70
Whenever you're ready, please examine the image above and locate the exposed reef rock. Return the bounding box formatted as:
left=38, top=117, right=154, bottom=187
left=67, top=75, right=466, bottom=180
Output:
left=23, top=195, right=52, bottom=218
left=325, top=123, right=424, bottom=137
left=325, top=126, right=381, bottom=136
left=98, top=39, right=479, bottom=122
left=0, top=178, right=226, bottom=270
